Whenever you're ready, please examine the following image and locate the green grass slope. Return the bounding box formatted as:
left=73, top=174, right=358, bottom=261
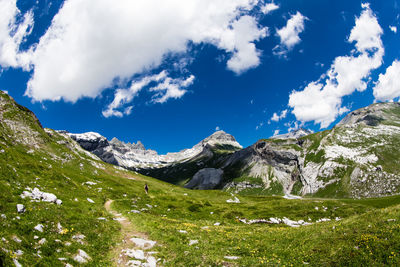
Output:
left=2, top=91, right=400, bottom=266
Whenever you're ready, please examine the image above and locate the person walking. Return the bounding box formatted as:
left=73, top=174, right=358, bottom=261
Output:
left=144, top=183, right=148, bottom=194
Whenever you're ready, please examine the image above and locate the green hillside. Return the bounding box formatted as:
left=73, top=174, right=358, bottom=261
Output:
left=2, top=91, right=400, bottom=266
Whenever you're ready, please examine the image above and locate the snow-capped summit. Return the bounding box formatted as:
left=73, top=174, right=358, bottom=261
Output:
left=271, top=128, right=313, bottom=140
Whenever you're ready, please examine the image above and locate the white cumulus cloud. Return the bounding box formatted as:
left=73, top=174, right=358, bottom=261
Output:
left=271, top=109, right=288, bottom=122
left=262, top=2, right=279, bottom=14
left=102, top=71, right=194, bottom=118
left=288, top=3, right=384, bottom=128
left=273, top=12, right=307, bottom=56
left=8, top=0, right=269, bottom=103
left=0, top=0, right=33, bottom=69
left=373, top=60, right=400, bottom=102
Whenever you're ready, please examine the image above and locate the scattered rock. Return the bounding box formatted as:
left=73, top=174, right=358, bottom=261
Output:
left=21, top=187, right=62, bottom=204
left=16, top=204, right=25, bottom=213
left=224, top=256, right=240, bottom=260
left=189, top=240, right=198, bottom=246
left=226, top=196, right=240, bottom=203
left=73, top=249, right=91, bottom=263
left=13, top=259, right=22, bottom=267
left=84, top=181, right=97, bottom=185
left=87, top=198, right=95, bottom=203
left=123, top=249, right=145, bottom=260
left=178, top=230, right=188, bottom=234
left=34, top=224, right=44, bottom=232
left=130, top=237, right=156, bottom=249
left=38, top=238, right=46, bottom=245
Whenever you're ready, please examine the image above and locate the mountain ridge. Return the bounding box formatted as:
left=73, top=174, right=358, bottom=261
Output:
left=67, top=101, right=400, bottom=198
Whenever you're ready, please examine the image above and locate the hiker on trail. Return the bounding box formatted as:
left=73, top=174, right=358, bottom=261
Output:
left=144, top=183, right=148, bottom=194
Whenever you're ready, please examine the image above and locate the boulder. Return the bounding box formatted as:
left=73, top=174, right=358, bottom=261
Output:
left=185, top=168, right=223, bottom=190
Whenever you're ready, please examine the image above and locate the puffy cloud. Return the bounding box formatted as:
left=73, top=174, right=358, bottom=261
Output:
left=271, top=109, right=288, bottom=122
left=224, top=16, right=268, bottom=74
left=373, top=60, right=400, bottom=101
left=273, top=12, right=307, bottom=56
left=150, top=74, right=195, bottom=104
left=0, top=0, right=33, bottom=69
left=273, top=129, right=280, bottom=136
left=102, top=71, right=194, bottom=118
left=289, top=4, right=384, bottom=128
left=389, top=25, right=397, bottom=33
left=262, top=2, right=279, bottom=14
left=14, top=0, right=269, bottom=102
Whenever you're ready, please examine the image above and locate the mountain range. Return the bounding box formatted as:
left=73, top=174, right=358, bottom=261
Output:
left=65, top=99, right=400, bottom=198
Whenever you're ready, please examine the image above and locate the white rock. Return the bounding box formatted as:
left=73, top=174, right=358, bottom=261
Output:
left=21, top=187, right=61, bottom=204
left=226, top=196, right=240, bottom=203
left=214, top=222, right=220, bottom=226
left=87, top=198, right=95, bottom=203
left=38, top=238, right=47, bottom=245
left=65, top=264, right=73, bottom=267
left=123, top=249, right=145, bottom=260
left=1, top=214, right=6, bottom=219
left=224, top=256, right=240, bottom=260
left=178, top=230, right=187, bottom=234
left=130, top=237, right=156, bottom=249
left=57, top=222, right=63, bottom=233
left=127, top=260, right=142, bottom=266
left=13, top=259, right=22, bottom=267
left=56, top=199, right=62, bottom=205
left=74, top=249, right=91, bottom=263
left=146, top=256, right=157, bottom=267
left=34, top=224, right=44, bottom=232
left=15, top=250, right=23, bottom=256
left=98, top=217, right=107, bottom=220
left=84, top=181, right=97, bottom=185
left=189, top=240, right=198, bottom=246
left=130, top=210, right=141, bottom=214
left=34, top=235, right=39, bottom=240
left=16, top=204, right=25, bottom=213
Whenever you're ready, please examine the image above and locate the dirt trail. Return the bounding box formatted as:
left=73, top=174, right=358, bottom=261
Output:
left=105, top=200, right=158, bottom=267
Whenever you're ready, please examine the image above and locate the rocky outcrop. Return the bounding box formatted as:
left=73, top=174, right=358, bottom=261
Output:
left=185, top=168, right=224, bottom=190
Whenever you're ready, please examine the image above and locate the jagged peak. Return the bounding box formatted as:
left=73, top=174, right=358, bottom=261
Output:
left=271, top=128, right=313, bottom=140
left=201, top=130, right=242, bottom=149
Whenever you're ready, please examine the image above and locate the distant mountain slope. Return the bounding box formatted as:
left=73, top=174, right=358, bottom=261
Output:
left=67, top=130, right=243, bottom=185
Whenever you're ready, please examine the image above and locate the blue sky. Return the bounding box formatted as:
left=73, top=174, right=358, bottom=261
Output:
left=0, top=0, right=400, bottom=153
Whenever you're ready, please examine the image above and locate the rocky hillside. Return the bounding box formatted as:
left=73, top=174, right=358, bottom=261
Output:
left=222, top=102, right=400, bottom=198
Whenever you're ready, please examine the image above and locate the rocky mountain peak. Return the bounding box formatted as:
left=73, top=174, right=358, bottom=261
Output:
left=271, top=128, right=313, bottom=140
left=337, top=102, right=400, bottom=127
left=201, top=130, right=242, bottom=149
